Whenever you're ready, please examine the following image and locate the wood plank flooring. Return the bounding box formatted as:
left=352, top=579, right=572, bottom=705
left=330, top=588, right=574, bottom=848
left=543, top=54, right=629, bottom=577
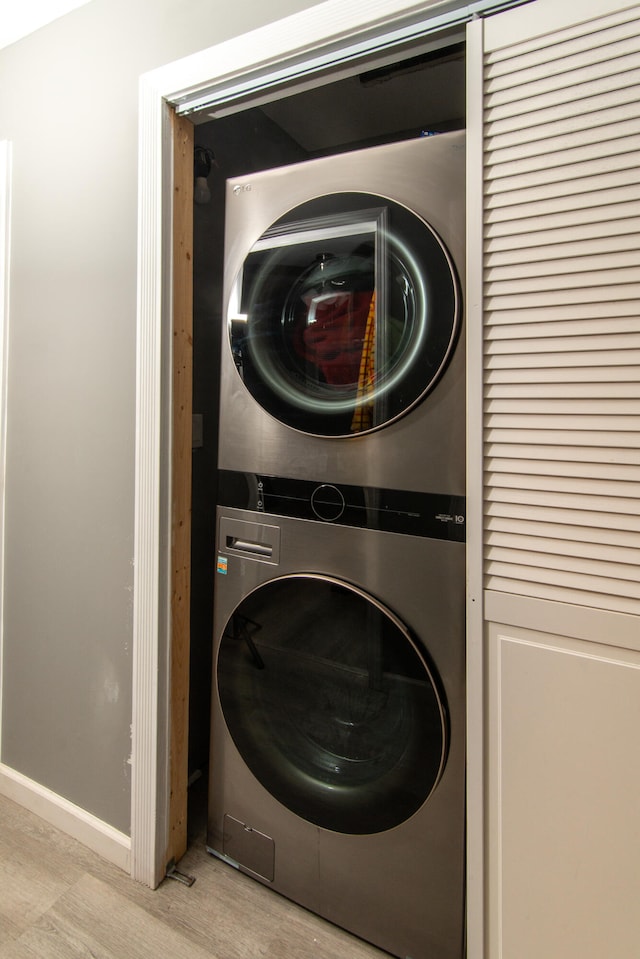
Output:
left=0, top=786, right=389, bottom=958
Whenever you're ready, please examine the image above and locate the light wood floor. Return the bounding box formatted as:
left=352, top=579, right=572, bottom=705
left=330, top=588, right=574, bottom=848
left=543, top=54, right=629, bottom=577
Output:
left=0, top=785, right=389, bottom=959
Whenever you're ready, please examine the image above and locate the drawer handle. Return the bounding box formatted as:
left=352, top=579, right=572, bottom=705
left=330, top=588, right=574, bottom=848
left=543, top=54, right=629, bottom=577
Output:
left=226, top=536, right=272, bottom=557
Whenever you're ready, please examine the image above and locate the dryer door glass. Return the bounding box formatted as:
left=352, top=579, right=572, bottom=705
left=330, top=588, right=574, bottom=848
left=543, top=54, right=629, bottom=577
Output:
left=217, top=574, right=448, bottom=834
left=228, top=192, right=460, bottom=436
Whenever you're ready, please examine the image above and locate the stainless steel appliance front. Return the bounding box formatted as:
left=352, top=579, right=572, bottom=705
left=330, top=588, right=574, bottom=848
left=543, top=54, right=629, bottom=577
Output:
left=218, top=132, right=465, bottom=495
left=207, top=499, right=465, bottom=959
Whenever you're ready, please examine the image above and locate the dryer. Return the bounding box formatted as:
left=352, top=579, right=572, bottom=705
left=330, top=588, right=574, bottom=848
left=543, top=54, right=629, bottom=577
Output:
left=218, top=131, right=465, bottom=497
left=207, top=479, right=465, bottom=959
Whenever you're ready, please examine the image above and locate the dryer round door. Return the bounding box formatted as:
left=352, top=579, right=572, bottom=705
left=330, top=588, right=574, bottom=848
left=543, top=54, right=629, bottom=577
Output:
left=227, top=192, right=460, bottom=437
left=216, top=574, right=448, bottom=835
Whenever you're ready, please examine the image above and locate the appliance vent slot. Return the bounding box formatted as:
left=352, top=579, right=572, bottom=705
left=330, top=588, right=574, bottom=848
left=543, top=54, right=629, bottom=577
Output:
left=483, top=5, right=640, bottom=615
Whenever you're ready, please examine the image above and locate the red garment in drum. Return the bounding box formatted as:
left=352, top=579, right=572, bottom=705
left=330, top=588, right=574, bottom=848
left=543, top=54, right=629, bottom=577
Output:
left=293, top=290, right=374, bottom=385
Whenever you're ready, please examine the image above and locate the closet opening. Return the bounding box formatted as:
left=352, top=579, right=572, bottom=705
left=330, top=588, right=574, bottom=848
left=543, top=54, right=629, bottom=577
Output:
left=184, top=36, right=467, bottom=845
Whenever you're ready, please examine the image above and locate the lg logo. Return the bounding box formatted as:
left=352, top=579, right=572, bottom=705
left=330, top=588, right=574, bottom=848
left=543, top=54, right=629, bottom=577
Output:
left=233, top=183, right=252, bottom=196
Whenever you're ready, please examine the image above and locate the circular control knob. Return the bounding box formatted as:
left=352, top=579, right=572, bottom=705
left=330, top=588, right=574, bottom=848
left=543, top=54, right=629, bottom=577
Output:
left=310, top=484, right=345, bottom=522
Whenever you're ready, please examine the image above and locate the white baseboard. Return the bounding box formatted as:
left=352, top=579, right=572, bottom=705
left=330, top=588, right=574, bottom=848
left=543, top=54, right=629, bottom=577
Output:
left=0, top=763, right=131, bottom=873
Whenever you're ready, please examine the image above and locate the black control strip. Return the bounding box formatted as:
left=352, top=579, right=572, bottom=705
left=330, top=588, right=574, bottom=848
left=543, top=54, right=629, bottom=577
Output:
left=218, top=470, right=465, bottom=543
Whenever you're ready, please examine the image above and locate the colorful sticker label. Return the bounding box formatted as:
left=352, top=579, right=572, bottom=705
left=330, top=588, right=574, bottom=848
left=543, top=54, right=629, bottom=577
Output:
left=216, top=555, right=228, bottom=575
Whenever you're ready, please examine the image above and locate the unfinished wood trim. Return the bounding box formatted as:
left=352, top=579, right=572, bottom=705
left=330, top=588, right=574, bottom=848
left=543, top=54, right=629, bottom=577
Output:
left=167, top=111, right=194, bottom=868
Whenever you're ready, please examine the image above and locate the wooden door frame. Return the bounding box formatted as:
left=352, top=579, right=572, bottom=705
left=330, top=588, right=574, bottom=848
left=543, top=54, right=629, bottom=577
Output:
left=167, top=113, right=194, bottom=868
left=133, top=4, right=493, bottom=954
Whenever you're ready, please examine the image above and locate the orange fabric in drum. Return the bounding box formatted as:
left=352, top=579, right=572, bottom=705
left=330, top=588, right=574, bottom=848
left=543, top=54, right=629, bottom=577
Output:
left=351, top=292, right=376, bottom=433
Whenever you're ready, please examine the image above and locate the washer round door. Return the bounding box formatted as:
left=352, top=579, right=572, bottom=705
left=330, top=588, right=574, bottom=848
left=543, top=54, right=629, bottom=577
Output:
left=217, top=574, right=448, bottom=835
left=227, top=192, right=460, bottom=437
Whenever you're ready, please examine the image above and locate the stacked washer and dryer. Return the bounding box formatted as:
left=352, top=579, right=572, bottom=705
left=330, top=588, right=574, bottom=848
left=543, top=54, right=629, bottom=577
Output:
left=207, top=131, right=466, bottom=959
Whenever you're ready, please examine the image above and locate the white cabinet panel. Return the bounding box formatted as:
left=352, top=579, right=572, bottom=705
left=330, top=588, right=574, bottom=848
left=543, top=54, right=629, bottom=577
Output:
left=487, top=624, right=640, bottom=958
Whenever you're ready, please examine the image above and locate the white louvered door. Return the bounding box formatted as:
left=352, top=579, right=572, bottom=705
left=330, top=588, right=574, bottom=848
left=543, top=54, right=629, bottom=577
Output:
left=479, top=4, right=640, bottom=959
left=483, top=0, right=640, bottom=617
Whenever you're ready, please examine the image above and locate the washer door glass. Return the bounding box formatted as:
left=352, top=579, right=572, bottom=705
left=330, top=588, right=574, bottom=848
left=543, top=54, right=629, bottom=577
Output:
left=228, top=193, right=460, bottom=436
left=217, top=575, right=448, bottom=834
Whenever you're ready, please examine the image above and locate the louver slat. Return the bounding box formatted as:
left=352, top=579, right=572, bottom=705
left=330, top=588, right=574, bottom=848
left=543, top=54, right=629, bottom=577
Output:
left=485, top=443, right=640, bottom=464
left=486, top=336, right=640, bottom=355
left=486, top=7, right=640, bottom=70
left=486, top=84, right=640, bottom=138
left=485, top=304, right=640, bottom=325
left=483, top=577, right=640, bottom=615
left=486, top=529, right=640, bottom=564
left=485, top=500, right=640, bottom=534
left=486, top=428, right=637, bottom=447
left=485, top=514, right=640, bottom=547
left=486, top=230, right=640, bottom=265
left=485, top=562, right=640, bottom=601
left=485, top=54, right=640, bottom=110
left=485, top=472, right=640, bottom=499
left=485, top=23, right=640, bottom=89
left=487, top=105, right=640, bottom=156
left=485, top=169, right=640, bottom=208
left=486, top=350, right=640, bottom=370
left=483, top=7, right=640, bottom=616
left=486, top=117, right=640, bottom=164
left=485, top=199, right=640, bottom=234
left=486, top=550, right=640, bottom=591
left=486, top=458, right=640, bottom=481
left=485, top=318, right=640, bottom=338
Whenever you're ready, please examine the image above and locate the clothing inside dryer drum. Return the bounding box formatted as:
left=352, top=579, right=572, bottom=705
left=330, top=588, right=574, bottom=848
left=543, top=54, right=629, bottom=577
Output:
left=228, top=192, right=459, bottom=437
left=217, top=576, right=448, bottom=834
left=291, top=253, right=378, bottom=382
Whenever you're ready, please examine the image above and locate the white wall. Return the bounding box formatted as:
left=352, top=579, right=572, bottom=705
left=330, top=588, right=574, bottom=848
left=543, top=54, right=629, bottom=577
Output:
left=0, top=0, right=320, bottom=835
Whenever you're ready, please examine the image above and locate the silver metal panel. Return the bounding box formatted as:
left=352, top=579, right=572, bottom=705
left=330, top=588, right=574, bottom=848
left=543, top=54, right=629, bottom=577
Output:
left=222, top=814, right=275, bottom=882
left=218, top=132, right=466, bottom=495
left=208, top=506, right=465, bottom=959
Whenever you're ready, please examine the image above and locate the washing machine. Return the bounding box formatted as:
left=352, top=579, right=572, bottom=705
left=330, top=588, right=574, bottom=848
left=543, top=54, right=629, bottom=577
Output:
left=218, top=131, right=465, bottom=496
left=207, top=482, right=465, bottom=959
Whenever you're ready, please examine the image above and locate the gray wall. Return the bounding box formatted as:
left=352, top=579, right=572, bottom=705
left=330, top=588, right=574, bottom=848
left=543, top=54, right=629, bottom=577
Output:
left=0, top=0, right=319, bottom=835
